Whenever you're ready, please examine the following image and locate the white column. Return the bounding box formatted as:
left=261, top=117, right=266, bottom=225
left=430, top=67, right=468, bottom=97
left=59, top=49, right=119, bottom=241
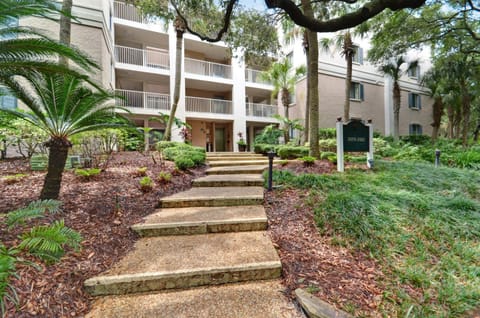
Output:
left=168, top=24, right=186, bottom=142
left=336, top=120, right=344, bottom=172
left=367, top=121, right=374, bottom=168
left=231, top=49, right=246, bottom=152
left=384, top=76, right=393, bottom=136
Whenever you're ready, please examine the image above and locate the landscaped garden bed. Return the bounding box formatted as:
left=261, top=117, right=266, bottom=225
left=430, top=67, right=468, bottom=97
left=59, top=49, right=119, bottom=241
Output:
left=0, top=151, right=205, bottom=317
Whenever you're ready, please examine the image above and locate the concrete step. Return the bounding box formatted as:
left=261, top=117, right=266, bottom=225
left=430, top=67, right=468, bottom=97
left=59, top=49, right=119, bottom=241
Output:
left=208, top=160, right=273, bottom=167
left=159, top=186, right=264, bottom=208
left=206, top=165, right=267, bottom=175
left=206, top=152, right=259, bottom=157
left=84, top=232, right=282, bottom=296
left=86, top=280, right=303, bottom=318
left=131, top=206, right=267, bottom=236
left=207, top=156, right=266, bottom=162
left=193, top=174, right=264, bottom=187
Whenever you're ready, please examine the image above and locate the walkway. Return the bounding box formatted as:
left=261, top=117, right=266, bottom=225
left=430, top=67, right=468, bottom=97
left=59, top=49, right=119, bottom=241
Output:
left=85, top=152, right=303, bottom=318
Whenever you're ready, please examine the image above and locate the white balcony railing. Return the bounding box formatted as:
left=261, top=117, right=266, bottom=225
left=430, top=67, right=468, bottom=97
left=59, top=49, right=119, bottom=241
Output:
left=115, top=46, right=169, bottom=70
left=184, top=58, right=231, bottom=79
left=116, top=89, right=170, bottom=111
left=245, top=69, right=271, bottom=85
left=186, top=96, right=232, bottom=114
left=114, top=1, right=145, bottom=23
left=246, top=102, right=278, bottom=117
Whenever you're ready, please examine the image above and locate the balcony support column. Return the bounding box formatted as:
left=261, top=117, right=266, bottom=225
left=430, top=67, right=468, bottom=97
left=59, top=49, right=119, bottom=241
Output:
left=231, top=49, right=246, bottom=152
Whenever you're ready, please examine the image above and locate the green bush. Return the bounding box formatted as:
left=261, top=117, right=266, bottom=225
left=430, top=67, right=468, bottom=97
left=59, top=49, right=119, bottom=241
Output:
left=135, top=167, right=148, bottom=176
left=254, top=124, right=282, bottom=144
left=277, top=146, right=309, bottom=159
left=318, top=128, right=336, bottom=139
left=74, top=168, right=101, bottom=180
left=253, top=143, right=277, bottom=154
left=400, top=135, right=432, bottom=145
left=300, top=156, right=316, bottom=166
left=139, top=176, right=153, bottom=192
left=157, top=171, right=172, bottom=183
left=319, top=151, right=336, bottom=160
left=318, top=139, right=337, bottom=152
left=156, top=141, right=179, bottom=151
left=174, top=156, right=195, bottom=170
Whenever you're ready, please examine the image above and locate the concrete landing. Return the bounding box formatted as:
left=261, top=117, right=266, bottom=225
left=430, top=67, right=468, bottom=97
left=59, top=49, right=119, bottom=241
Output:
left=208, top=160, right=273, bottom=167
left=206, top=152, right=260, bottom=157
left=84, top=232, right=281, bottom=296
left=131, top=206, right=267, bottom=236
left=86, top=280, right=303, bottom=318
left=159, top=186, right=264, bottom=208
left=207, top=156, right=266, bottom=161
left=206, top=165, right=268, bottom=175
left=193, top=174, right=264, bottom=187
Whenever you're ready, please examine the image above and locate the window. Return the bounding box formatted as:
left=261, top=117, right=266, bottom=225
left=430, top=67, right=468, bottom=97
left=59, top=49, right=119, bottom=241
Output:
left=409, top=124, right=423, bottom=136
left=350, top=82, right=364, bottom=101
left=408, top=93, right=422, bottom=109
left=352, top=46, right=364, bottom=64
left=408, top=65, right=420, bottom=78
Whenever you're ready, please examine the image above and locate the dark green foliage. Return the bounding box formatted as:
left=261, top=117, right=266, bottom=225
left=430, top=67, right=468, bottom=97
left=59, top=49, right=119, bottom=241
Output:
left=253, top=143, right=278, bottom=154
left=319, top=151, right=336, bottom=160
left=400, top=135, right=432, bottom=145
left=74, top=168, right=101, bottom=180
left=254, top=125, right=282, bottom=145
left=277, top=146, right=309, bottom=159
left=174, top=156, right=195, bottom=170
left=317, top=139, right=336, bottom=152
left=6, top=199, right=61, bottom=229
left=18, top=220, right=82, bottom=264
left=0, top=245, right=19, bottom=316
left=318, top=128, right=336, bottom=139
left=157, top=171, right=172, bottom=183
left=156, top=141, right=179, bottom=151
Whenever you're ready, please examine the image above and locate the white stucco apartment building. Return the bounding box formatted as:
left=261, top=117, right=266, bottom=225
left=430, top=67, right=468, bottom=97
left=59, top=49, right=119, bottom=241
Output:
left=5, top=0, right=433, bottom=151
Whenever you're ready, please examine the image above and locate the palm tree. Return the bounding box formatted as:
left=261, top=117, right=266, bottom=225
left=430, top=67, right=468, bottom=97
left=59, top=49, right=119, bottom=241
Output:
left=1, top=73, right=128, bottom=199
left=380, top=56, right=418, bottom=140
left=261, top=59, right=305, bottom=143
left=0, top=0, right=97, bottom=84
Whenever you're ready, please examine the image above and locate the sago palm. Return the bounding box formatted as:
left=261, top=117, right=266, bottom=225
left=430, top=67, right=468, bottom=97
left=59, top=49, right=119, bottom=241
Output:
left=1, top=73, right=128, bottom=199
left=261, top=59, right=305, bottom=143
left=0, top=0, right=98, bottom=84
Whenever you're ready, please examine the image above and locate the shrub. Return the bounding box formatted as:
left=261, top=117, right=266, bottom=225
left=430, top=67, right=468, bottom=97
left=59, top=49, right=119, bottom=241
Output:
left=139, top=177, right=153, bottom=192
left=0, top=245, right=19, bottom=315
left=156, top=141, right=179, bottom=151
left=300, top=156, right=316, bottom=166
left=74, top=168, right=101, bottom=180
left=400, top=135, right=432, bottom=145
left=254, top=124, right=282, bottom=144
left=253, top=143, right=277, bottom=154
left=157, top=171, right=172, bottom=183
left=318, top=128, right=336, bottom=139
left=277, top=146, right=309, bottom=159
left=2, top=173, right=27, bottom=185
left=318, top=139, right=337, bottom=152
left=135, top=167, right=148, bottom=177
left=174, top=156, right=195, bottom=170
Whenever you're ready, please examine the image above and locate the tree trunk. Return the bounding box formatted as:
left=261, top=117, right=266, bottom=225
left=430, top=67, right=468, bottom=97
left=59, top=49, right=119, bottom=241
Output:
left=460, top=82, right=471, bottom=146
left=393, top=82, right=401, bottom=140
left=343, top=33, right=353, bottom=122
left=431, top=97, right=443, bottom=142
left=282, top=88, right=290, bottom=143
left=454, top=107, right=462, bottom=139
left=40, top=138, right=71, bottom=200
left=473, top=121, right=480, bottom=142
left=302, top=0, right=319, bottom=157
left=447, top=104, right=454, bottom=139
left=302, top=30, right=309, bottom=144
left=59, top=0, right=72, bottom=66
left=164, top=17, right=185, bottom=141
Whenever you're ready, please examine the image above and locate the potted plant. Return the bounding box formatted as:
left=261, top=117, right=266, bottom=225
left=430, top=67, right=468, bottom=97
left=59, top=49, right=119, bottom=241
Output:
left=237, top=132, right=247, bottom=152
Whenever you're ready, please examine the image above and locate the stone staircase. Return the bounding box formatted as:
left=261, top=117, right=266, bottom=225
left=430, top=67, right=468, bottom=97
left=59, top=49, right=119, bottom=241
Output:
left=85, top=152, right=302, bottom=318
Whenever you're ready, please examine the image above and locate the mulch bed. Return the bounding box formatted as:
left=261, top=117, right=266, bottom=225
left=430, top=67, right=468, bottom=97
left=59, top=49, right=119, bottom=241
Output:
left=0, top=152, right=205, bottom=317
left=266, top=160, right=385, bottom=317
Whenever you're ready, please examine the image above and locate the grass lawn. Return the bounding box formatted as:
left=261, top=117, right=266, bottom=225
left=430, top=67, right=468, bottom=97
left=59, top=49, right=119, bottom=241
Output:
left=272, top=161, right=480, bottom=317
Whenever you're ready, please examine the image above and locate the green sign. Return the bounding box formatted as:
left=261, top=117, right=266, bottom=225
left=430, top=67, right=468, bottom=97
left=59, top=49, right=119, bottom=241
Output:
left=343, top=120, right=369, bottom=152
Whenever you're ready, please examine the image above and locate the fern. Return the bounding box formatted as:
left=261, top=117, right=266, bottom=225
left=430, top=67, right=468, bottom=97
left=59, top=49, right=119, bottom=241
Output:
left=5, top=200, right=61, bottom=229
left=0, top=245, right=19, bottom=316
left=26, top=200, right=62, bottom=214
left=18, top=220, right=82, bottom=263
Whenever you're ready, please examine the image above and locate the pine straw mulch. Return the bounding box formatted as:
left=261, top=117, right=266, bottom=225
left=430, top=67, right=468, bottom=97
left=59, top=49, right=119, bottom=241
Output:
left=266, top=160, right=385, bottom=317
left=0, top=152, right=205, bottom=317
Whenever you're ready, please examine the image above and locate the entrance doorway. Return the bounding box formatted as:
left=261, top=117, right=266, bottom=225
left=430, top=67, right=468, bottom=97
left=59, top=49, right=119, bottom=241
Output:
left=215, top=128, right=225, bottom=151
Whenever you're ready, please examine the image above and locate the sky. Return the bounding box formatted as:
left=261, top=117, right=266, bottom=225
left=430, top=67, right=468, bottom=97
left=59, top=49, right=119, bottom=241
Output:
left=240, top=0, right=268, bottom=11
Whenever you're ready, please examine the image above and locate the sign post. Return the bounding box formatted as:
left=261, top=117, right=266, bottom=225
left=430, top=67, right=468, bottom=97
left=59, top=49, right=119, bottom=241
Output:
left=336, top=118, right=374, bottom=172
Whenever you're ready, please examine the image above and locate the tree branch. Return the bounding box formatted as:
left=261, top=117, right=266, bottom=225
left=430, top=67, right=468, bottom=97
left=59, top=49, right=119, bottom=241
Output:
left=264, top=0, right=425, bottom=32
left=171, top=0, right=237, bottom=42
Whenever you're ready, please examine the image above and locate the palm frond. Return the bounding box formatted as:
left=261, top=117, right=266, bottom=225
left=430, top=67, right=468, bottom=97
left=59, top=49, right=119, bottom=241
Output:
left=0, top=245, right=19, bottom=316
left=18, top=220, right=82, bottom=263
left=27, top=199, right=62, bottom=214
left=5, top=207, right=44, bottom=229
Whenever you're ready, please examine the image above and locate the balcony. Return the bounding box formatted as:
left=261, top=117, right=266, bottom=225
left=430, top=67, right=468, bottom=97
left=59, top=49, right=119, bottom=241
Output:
left=245, top=69, right=271, bottom=85
left=116, top=89, right=170, bottom=111
left=113, top=1, right=166, bottom=26
left=186, top=96, right=232, bottom=114
left=246, top=102, right=278, bottom=118
left=115, top=46, right=169, bottom=70
left=185, top=58, right=232, bottom=79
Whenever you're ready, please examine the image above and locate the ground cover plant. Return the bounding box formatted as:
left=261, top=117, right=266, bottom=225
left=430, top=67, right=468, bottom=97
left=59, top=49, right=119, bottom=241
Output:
left=0, top=152, right=204, bottom=317
left=270, top=161, right=480, bottom=317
